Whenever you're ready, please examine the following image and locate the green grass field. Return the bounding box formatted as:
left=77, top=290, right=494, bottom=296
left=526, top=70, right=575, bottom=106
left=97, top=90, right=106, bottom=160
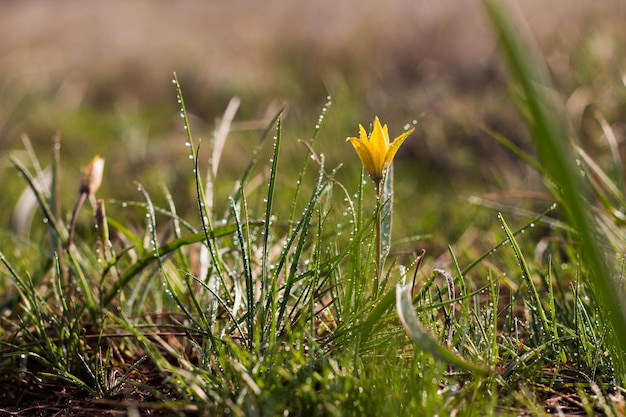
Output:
left=1, top=1, right=626, bottom=415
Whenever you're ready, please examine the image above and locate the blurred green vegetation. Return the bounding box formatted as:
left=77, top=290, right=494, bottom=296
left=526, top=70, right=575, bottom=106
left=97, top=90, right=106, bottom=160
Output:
left=4, top=22, right=625, bottom=259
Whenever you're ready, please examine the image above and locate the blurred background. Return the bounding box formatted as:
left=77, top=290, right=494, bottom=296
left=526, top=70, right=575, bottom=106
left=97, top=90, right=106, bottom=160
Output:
left=1, top=0, right=625, bottom=255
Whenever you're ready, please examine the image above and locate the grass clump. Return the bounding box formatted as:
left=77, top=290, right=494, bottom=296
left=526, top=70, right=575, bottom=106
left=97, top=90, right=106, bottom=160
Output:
left=1, top=2, right=626, bottom=416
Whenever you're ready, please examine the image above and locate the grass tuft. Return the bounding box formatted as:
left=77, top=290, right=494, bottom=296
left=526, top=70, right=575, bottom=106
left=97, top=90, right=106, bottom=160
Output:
left=0, top=6, right=625, bottom=415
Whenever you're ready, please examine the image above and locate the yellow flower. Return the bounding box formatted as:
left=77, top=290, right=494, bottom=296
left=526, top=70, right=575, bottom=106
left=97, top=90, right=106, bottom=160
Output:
left=346, top=117, right=414, bottom=183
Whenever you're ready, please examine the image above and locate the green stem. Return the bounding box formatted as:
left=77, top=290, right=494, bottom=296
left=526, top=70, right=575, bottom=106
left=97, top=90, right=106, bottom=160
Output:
left=67, top=191, right=88, bottom=250
left=375, top=179, right=381, bottom=296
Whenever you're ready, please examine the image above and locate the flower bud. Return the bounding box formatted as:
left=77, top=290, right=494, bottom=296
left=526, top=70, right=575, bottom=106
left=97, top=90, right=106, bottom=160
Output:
left=79, top=156, right=105, bottom=195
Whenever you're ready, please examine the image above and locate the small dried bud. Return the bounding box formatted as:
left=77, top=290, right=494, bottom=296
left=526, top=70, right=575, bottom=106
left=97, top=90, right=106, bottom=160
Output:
left=79, top=156, right=105, bottom=195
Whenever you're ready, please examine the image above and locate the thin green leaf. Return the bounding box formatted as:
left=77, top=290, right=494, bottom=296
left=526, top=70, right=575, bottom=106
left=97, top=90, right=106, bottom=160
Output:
left=396, top=284, right=492, bottom=375
left=380, top=163, right=394, bottom=262
left=102, top=220, right=261, bottom=307
left=498, top=213, right=550, bottom=338
left=485, top=0, right=626, bottom=370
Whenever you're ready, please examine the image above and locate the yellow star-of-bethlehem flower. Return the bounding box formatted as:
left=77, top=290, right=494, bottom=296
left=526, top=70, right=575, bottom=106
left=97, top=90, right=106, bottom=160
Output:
left=346, top=117, right=414, bottom=183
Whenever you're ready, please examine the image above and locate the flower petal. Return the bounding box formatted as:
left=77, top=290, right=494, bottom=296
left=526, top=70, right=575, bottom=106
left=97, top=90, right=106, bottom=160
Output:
left=383, top=127, right=415, bottom=170
left=370, top=117, right=388, bottom=178
left=347, top=137, right=378, bottom=180
left=381, top=123, right=390, bottom=147
left=358, top=124, right=369, bottom=141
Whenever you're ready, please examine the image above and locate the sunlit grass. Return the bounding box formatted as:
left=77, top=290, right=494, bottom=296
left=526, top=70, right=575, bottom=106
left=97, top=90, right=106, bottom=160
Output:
left=1, top=2, right=626, bottom=415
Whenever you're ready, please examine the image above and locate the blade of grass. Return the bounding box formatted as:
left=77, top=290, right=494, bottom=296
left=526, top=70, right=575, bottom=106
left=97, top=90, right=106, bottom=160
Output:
left=288, top=97, right=332, bottom=230
left=484, top=0, right=626, bottom=374
left=230, top=195, right=255, bottom=351
left=483, top=126, right=546, bottom=177
left=462, top=204, right=557, bottom=276
left=396, top=284, right=492, bottom=375
left=102, top=220, right=261, bottom=307
left=275, top=155, right=328, bottom=338
left=226, top=108, right=284, bottom=219
left=262, top=115, right=282, bottom=349
left=498, top=213, right=550, bottom=339
left=10, top=156, right=66, bottom=243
